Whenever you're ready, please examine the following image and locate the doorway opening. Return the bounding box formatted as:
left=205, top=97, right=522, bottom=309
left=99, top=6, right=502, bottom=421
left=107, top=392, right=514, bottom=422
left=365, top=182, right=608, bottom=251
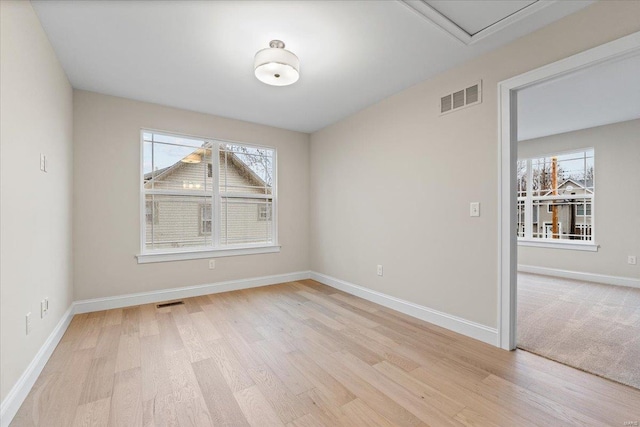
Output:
left=498, top=31, right=640, bottom=388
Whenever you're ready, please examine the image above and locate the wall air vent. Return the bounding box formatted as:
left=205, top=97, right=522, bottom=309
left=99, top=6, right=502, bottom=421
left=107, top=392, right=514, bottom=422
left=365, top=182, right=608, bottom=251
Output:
left=440, top=81, right=482, bottom=115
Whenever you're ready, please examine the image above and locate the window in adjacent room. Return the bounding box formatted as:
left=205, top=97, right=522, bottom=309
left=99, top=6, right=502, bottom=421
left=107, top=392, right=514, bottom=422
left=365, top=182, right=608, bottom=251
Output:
left=517, top=148, right=594, bottom=243
left=141, top=130, right=276, bottom=253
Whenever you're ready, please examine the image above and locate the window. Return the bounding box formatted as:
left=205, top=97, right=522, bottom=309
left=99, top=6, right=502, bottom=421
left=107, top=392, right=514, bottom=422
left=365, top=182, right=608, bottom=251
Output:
left=576, top=203, right=591, bottom=216
left=517, top=149, right=594, bottom=244
left=141, top=131, right=276, bottom=254
left=258, top=204, right=272, bottom=221
left=200, top=204, right=212, bottom=235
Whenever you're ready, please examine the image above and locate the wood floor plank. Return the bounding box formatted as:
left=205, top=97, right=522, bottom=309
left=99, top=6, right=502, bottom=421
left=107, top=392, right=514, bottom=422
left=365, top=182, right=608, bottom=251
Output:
left=234, top=385, right=285, bottom=427
left=333, top=351, right=462, bottom=426
left=247, top=364, right=308, bottom=423
left=304, top=346, right=424, bottom=426
left=121, top=307, right=141, bottom=336
left=190, top=311, right=222, bottom=341
left=286, top=413, right=326, bottom=427
left=139, top=345, right=180, bottom=427
left=373, top=360, right=464, bottom=417
left=251, top=339, right=314, bottom=396
left=297, top=388, right=349, bottom=426
left=330, top=292, right=379, bottom=313
left=12, top=280, right=640, bottom=427
left=104, top=309, right=123, bottom=326
left=192, top=357, right=250, bottom=427
left=78, top=356, right=116, bottom=405
left=72, top=397, right=110, bottom=427
left=114, top=334, right=141, bottom=373
left=410, top=365, right=538, bottom=426
left=109, top=368, right=143, bottom=427
left=284, top=350, right=355, bottom=407
left=341, top=398, right=395, bottom=427
left=296, top=290, right=379, bottom=328
left=139, top=320, right=159, bottom=338
left=42, top=348, right=95, bottom=427
left=77, top=317, right=104, bottom=350
left=156, top=312, right=183, bottom=354
left=165, top=350, right=213, bottom=426
left=481, top=374, right=604, bottom=426
left=175, top=321, right=211, bottom=363
left=207, top=339, right=255, bottom=392
left=93, top=325, right=122, bottom=360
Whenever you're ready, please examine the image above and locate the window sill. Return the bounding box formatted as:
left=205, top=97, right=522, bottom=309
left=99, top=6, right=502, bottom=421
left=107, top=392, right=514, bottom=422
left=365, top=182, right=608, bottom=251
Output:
left=517, top=240, right=598, bottom=252
left=136, top=244, right=281, bottom=264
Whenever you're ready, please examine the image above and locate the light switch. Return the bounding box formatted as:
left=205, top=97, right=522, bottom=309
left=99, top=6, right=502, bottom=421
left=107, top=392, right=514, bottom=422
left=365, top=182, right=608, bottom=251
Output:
left=40, top=153, right=46, bottom=172
left=470, top=202, right=480, bottom=217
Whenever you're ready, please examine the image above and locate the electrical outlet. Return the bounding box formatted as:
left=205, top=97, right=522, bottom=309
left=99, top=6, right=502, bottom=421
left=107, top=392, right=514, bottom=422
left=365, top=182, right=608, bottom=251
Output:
left=377, top=265, right=383, bottom=276
left=208, top=259, right=216, bottom=270
left=628, top=256, right=637, bottom=265
left=26, top=313, right=32, bottom=335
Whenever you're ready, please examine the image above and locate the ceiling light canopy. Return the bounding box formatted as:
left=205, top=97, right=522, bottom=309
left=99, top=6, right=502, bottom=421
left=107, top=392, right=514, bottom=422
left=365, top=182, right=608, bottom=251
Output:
left=254, top=40, right=299, bottom=87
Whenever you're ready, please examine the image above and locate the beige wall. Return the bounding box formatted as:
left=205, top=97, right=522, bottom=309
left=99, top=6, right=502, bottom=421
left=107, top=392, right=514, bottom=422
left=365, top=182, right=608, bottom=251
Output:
left=309, top=1, right=640, bottom=328
left=518, top=119, right=640, bottom=279
left=0, top=1, right=74, bottom=401
left=73, top=90, right=309, bottom=300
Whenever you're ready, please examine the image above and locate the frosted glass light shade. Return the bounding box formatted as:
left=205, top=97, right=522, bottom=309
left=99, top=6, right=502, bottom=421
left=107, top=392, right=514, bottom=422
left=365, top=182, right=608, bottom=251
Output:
left=254, top=41, right=299, bottom=86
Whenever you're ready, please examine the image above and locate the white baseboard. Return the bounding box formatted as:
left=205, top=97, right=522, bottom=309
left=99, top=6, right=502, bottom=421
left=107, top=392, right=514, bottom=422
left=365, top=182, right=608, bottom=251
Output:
left=518, top=265, right=640, bottom=289
left=73, top=271, right=311, bottom=314
left=1, top=270, right=311, bottom=427
left=0, top=305, right=74, bottom=427
left=310, top=271, right=499, bottom=346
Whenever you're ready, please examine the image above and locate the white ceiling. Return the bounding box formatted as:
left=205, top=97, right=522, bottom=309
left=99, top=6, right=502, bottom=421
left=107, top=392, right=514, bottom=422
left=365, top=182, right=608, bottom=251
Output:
left=518, top=53, right=640, bottom=141
left=32, top=0, right=591, bottom=133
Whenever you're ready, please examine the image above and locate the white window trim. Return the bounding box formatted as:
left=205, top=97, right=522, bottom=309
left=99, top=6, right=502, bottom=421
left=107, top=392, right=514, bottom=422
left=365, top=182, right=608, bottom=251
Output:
left=517, top=240, right=598, bottom=252
left=136, top=244, right=281, bottom=264
left=138, top=129, right=278, bottom=263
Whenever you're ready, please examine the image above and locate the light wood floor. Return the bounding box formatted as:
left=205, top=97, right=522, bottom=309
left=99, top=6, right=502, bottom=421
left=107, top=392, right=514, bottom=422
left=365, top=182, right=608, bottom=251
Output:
left=12, top=280, right=640, bottom=426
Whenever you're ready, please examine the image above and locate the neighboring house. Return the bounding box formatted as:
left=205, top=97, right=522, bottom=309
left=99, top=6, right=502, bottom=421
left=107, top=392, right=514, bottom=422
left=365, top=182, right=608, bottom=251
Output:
left=533, top=179, right=593, bottom=240
left=144, top=149, right=273, bottom=249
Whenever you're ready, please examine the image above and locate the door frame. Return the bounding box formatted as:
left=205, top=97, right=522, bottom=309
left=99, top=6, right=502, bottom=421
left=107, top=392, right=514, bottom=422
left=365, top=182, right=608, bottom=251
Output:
left=497, top=31, right=640, bottom=350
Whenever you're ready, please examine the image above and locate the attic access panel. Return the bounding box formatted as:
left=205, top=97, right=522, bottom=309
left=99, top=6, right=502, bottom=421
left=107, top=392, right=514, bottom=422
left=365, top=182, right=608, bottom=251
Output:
left=403, top=0, right=546, bottom=45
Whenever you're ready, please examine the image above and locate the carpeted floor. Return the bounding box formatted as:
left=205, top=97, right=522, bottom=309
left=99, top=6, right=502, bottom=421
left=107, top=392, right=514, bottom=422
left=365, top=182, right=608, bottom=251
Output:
left=517, top=272, right=640, bottom=389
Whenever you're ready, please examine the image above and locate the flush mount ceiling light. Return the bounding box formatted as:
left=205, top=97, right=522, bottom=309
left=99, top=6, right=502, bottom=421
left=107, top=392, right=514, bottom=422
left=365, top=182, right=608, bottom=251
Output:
left=254, top=40, right=299, bottom=86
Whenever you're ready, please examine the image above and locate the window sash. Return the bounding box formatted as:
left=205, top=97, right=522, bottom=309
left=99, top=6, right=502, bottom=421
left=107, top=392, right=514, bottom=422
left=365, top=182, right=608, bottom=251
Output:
left=141, top=130, right=276, bottom=253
